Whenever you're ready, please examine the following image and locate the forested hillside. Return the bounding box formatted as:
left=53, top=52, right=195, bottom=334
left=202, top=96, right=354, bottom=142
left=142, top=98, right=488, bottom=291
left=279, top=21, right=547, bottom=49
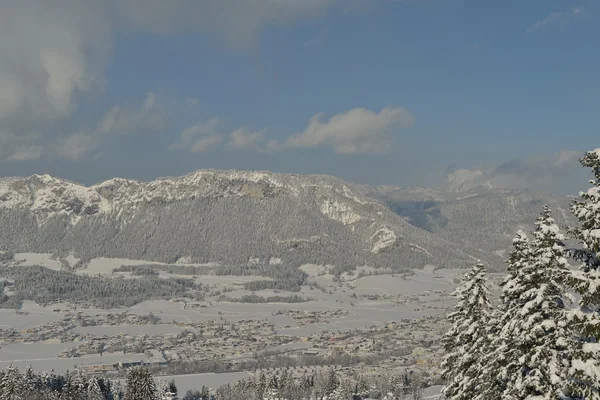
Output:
left=0, top=170, right=488, bottom=270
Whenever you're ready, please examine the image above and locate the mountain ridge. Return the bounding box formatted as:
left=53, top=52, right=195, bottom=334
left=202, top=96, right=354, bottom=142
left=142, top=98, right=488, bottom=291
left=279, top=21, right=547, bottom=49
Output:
left=0, top=170, right=488, bottom=270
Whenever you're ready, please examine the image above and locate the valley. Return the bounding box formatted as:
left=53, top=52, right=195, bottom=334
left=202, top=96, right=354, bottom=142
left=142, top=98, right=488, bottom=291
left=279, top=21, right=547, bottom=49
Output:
left=0, top=170, right=574, bottom=397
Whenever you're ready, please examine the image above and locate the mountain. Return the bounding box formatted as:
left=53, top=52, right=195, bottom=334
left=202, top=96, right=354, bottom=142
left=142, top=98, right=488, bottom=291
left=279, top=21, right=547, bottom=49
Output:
left=0, top=171, right=488, bottom=270
left=358, top=184, right=577, bottom=259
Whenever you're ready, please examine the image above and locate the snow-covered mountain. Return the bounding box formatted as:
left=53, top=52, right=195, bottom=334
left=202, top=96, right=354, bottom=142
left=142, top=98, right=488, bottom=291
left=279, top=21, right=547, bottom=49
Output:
left=358, top=184, right=577, bottom=260
left=0, top=171, right=488, bottom=269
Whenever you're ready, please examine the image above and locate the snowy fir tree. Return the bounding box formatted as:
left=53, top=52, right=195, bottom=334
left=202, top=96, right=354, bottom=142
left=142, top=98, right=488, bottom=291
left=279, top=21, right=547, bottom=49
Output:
left=441, top=263, right=495, bottom=399
left=328, top=379, right=353, bottom=400
left=88, top=376, right=106, bottom=400
left=125, top=366, right=158, bottom=400
left=490, top=208, right=576, bottom=399
left=0, top=365, right=23, bottom=400
left=565, top=149, right=600, bottom=399
left=468, top=230, right=533, bottom=400
left=570, top=148, right=600, bottom=273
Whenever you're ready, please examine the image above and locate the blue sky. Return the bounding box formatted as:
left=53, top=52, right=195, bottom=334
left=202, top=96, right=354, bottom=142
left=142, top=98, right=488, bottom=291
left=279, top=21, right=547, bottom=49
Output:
left=0, top=0, right=597, bottom=193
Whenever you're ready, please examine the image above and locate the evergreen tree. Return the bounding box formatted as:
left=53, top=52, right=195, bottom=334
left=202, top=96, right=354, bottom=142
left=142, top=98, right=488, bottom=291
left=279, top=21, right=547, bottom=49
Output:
left=24, top=365, right=41, bottom=396
left=329, top=378, right=353, bottom=400
left=570, top=148, right=600, bottom=272
left=125, top=366, right=157, bottom=400
left=200, top=386, right=209, bottom=400
left=61, top=371, right=82, bottom=400
left=470, top=231, right=532, bottom=400
left=88, top=376, right=106, bottom=400
left=168, top=380, right=178, bottom=397
left=353, top=377, right=370, bottom=400
left=254, top=373, right=267, bottom=400
left=0, top=365, right=23, bottom=400
left=494, top=208, right=574, bottom=399
left=564, top=149, right=600, bottom=399
left=440, top=263, right=495, bottom=399
left=323, top=368, right=339, bottom=396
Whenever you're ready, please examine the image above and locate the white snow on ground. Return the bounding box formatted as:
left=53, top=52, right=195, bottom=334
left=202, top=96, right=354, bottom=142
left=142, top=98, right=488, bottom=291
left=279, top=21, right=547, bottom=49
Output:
left=13, top=253, right=63, bottom=270
left=64, top=254, right=80, bottom=267
left=299, top=264, right=331, bottom=277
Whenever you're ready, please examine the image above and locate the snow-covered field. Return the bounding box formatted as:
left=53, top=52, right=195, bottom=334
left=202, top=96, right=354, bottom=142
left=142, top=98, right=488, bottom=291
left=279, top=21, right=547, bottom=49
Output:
left=0, top=254, right=465, bottom=382
left=13, top=253, right=63, bottom=270
left=72, top=324, right=184, bottom=336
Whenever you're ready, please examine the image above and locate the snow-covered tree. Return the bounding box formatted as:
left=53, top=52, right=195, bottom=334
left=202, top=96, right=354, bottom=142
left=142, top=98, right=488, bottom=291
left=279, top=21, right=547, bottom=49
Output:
left=563, top=149, right=600, bottom=399
left=322, top=368, right=339, bottom=397
left=329, top=379, right=353, bottom=400
left=0, top=365, right=23, bottom=400
left=468, top=231, right=532, bottom=400
left=125, top=366, right=157, bottom=400
left=494, top=208, right=574, bottom=399
left=570, top=148, right=600, bottom=272
left=200, top=385, right=209, bottom=400
left=23, top=365, right=41, bottom=396
left=60, top=370, right=82, bottom=400
left=88, top=376, right=105, bottom=400
left=441, top=263, right=495, bottom=399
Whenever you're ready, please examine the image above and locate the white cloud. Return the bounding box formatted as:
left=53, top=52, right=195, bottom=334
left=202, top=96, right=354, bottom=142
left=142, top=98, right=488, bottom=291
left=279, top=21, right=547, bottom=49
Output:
left=191, top=135, right=225, bottom=153
left=227, top=128, right=266, bottom=150
left=445, top=150, right=583, bottom=193
left=0, top=0, right=351, bottom=161
left=96, top=93, right=167, bottom=136
left=172, top=120, right=268, bottom=153
left=270, top=107, right=414, bottom=154
left=57, top=131, right=97, bottom=161
left=527, top=7, right=585, bottom=33
left=56, top=93, right=168, bottom=160
left=171, top=119, right=226, bottom=153
left=0, top=131, right=44, bottom=161
left=446, top=169, right=488, bottom=193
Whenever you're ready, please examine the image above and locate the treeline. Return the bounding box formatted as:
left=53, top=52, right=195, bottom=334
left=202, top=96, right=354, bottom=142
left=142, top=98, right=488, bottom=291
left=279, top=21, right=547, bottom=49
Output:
left=115, top=263, right=308, bottom=294
left=0, top=265, right=199, bottom=308
left=0, top=251, right=13, bottom=262
left=0, top=365, right=427, bottom=400
left=218, top=294, right=312, bottom=303
left=114, top=263, right=308, bottom=283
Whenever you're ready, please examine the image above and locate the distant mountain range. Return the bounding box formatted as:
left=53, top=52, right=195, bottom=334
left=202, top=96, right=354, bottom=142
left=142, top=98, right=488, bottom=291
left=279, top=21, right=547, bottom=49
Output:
left=356, top=184, right=577, bottom=261
left=0, top=171, right=576, bottom=271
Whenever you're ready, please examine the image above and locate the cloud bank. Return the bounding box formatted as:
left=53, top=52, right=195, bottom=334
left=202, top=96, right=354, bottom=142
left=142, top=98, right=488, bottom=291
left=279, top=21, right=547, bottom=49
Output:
left=170, top=106, right=414, bottom=155
left=446, top=150, right=584, bottom=194
left=0, top=0, right=353, bottom=161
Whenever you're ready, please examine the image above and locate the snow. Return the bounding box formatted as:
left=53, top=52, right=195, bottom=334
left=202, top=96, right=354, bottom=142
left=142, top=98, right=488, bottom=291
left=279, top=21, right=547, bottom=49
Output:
left=370, top=228, right=397, bottom=253
left=13, top=253, right=63, bottom=270
left=320, top=199, right=361, bottom=225
left=1, top=170, right=385, bottom=233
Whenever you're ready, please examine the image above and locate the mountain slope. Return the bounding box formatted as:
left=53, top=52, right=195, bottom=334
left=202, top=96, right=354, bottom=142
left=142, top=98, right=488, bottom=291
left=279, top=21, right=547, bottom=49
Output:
left=359, top=184, right=576, bottom=259
left=0, top=171, right=486, bottom=269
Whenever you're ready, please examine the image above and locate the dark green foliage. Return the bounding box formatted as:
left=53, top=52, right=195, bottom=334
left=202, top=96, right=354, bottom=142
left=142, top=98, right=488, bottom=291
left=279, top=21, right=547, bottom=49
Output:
left=220, top=294, right=312, bottom=303
left=0, top=251, right=13, bottom=262
left=0, top=265, right=198, bottom=308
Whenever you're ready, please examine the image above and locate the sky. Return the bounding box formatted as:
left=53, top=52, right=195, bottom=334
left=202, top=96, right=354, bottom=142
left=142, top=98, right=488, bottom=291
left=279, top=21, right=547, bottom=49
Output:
left=0, top=0, right=598, bottom=194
